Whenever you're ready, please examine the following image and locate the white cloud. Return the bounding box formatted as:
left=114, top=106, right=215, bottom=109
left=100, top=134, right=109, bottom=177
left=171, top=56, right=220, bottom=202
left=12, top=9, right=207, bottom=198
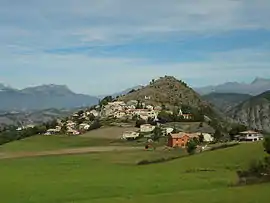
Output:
left=1, top=47, right=269, bottom=95
left=1, top=0, right=270, bottom=47
left=0, top=0, right=270, bottom=95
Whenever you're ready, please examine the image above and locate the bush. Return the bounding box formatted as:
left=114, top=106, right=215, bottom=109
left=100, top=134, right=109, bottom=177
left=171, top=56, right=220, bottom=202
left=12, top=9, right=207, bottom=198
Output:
left=187, top=139, right=197, bottom=155
left=137, top=155, right=187, bottom=165
left=263, top=136, right=270, bottom=154
left=89, top=120, right=102, bottom=130
left=237, top=157, right=270, bottom=185
left=210, top=143, right=239, bottom=151
left=135, top=119, right=146, bottom=127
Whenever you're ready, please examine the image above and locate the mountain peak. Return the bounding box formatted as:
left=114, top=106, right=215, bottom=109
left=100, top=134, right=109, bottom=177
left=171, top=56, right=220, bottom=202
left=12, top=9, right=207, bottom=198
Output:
left=21, top=84, right=74, bottom=95
left=251, top=77, right=270, bottom=85
left=120, top=76, right=204, bottom=108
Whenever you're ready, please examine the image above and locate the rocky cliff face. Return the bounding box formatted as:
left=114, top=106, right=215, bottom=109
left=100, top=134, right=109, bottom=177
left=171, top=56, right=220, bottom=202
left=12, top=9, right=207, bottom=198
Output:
left=228, top=91, right=270, bottom=132
left=203, top=93, right=252, bottom=113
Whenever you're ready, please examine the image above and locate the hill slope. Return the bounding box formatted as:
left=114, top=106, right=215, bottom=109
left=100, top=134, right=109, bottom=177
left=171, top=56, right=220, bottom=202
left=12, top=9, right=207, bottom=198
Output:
left=203, top=93, right=252, bottom=113
left=228, top=91, right=270, bottom=132
left=196, top=77, right=270, bottom=95
left=0, top=84, right=99, bottom=111
left=120, top=76, right=207, bottom=108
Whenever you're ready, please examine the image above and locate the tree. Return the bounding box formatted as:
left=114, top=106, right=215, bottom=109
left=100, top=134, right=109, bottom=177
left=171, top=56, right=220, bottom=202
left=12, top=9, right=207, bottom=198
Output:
left=199, top=133, right=204, bottom=143
left=213, top=129, right=222, bottom=141
left=128, top=89, right=136, bottom=94
left=229, top=124, right=247, bottom=140
left=161, top=104, right=166, bottom=110
left=187, top=139, right=197, bottom=155
left=263, top=135, right=270, bottom=154
left=89, top=120, right=102, bottom=130
left=88, top=113, right=96, bottom=121
left=136, top=100, right=143, bottom=109
left=157, top=111, right=173, bottom=123
left=78, top=110, right=84, bottom=116
left=99, top=96, right=113, bottom=106
left=135, top=119, right=146, bottom=128
left=152, top=126, right=162, bottom=142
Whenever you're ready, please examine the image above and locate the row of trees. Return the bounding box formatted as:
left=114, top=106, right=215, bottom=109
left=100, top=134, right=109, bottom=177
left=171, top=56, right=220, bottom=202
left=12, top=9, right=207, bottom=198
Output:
left=157, top=109, right=204, bottom=123
left=0, top=125, right=48, bottom=145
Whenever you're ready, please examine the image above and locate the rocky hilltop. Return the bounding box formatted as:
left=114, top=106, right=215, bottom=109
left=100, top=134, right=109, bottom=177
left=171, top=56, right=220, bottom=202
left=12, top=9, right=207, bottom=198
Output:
left=120, top=76, right=208, bottom=109
left=228, top=91, right=270, bottom=132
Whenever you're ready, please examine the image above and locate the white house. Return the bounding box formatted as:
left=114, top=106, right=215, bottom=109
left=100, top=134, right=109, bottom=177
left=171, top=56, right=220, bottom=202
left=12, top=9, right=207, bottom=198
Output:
left=114, top=111, right=126, bottom=119
left=67, top=129, right=80, bottom=135
left=44, top=128, right=60, bottom=135
left=140, top=124, right=156, bottom=133
left=195, top=133, right=214, bottom=142
left=122, top=131, right=140, bottom=140
left=87, top=110, right=99, bottom=117
left=146, top=105, right=154, bottom=110
left=238, top=131, right=264, bottom=142
left=79, top=123, right=91, bottom=130
left=165, top=127, right=174, bottom=135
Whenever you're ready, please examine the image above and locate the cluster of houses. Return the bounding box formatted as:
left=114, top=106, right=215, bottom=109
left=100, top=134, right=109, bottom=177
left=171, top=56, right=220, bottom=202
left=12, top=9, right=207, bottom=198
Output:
left=44, top=108, right=100, bottom=135
left=101, top=100, right=160, bottom=121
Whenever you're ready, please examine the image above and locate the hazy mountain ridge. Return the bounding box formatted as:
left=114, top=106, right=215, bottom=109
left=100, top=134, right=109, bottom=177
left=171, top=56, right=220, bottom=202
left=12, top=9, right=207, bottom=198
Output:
left=202, top=93, right=252, bottom=113
left=196, top=77, right=270, bottom=95
left=0, top=108, right=74, bottom=128
left=0, top=84, right=99, bottom=111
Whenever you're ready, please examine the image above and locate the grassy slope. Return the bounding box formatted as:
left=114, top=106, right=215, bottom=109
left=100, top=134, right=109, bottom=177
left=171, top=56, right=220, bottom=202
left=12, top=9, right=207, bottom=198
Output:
left=0, top=136, right=114, bottom=152
left=0, top=127, right=140, bottom=152
left=0, top=142, right=269, bottom=203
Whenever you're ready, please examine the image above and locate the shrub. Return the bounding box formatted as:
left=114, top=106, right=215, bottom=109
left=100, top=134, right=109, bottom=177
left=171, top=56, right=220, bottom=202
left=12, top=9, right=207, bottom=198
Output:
left=210, top=143, right=239, bottom=151
left=263, top=136, right=270, bottom=154
left=187, top=139, right=197, bottom=155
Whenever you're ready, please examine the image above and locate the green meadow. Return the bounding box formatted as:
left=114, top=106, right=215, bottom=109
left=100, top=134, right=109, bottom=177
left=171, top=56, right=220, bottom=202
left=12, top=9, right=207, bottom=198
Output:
left=0, top=139, right=269, bottom=203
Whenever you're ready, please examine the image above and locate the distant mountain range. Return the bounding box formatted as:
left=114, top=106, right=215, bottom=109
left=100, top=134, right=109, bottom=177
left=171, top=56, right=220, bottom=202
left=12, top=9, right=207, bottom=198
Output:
left=195, top=77, right=270, bottom=95
left=0, top=108, right=74, bottom=127
left=0, top=84, right=99, bottom=111
left=98, top=85, right=144, bottom=99
left=202, top=93, right=252, bottom=113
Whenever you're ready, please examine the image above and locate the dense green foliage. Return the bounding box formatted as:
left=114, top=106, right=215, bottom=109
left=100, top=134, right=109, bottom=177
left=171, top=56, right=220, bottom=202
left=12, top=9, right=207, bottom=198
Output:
left=263, top=135, right=270, bottom=154
left=0, top=125, right=47, bottom=145
left=152, top=126, right=162, bottom=141
left=229, top=124, right=247, bottom=140
left=99, top=96, right=113, bottom=106
left=187, top=139, right=197, bottom=154
left=157, top=107, right=204, bottom=123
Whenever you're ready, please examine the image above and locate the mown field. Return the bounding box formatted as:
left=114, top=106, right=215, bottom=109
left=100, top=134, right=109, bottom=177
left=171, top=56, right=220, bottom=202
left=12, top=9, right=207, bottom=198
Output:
left=0, top=141, right=269, bottom=203
left=0, top=127, right=142, bottom=152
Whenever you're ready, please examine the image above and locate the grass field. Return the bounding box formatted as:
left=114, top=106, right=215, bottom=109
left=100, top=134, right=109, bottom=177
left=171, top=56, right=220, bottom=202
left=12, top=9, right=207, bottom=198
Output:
left=0, top=141, right=269, bottom=203
left=0, top=127, right=140, bottom=152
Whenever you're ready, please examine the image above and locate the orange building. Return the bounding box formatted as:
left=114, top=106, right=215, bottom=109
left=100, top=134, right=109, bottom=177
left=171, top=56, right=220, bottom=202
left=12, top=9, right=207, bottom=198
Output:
left=167, top=133, right=198, bottom=148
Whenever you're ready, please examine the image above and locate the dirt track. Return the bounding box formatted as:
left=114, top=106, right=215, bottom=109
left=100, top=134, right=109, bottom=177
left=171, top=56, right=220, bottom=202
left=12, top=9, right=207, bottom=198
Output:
left=0, top=146, right=142, bottom=160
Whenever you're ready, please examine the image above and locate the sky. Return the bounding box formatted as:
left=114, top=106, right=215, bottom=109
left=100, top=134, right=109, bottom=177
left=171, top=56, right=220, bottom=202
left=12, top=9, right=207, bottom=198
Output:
left=0, top=0, right=270, bottom=95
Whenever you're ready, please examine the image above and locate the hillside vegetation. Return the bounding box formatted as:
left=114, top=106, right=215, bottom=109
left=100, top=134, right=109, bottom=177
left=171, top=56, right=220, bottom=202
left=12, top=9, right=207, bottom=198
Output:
left=120, top=76, right=208, bottom=108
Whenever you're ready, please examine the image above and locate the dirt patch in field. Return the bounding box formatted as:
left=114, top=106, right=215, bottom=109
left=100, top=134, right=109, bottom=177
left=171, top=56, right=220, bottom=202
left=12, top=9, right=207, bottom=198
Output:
left=80, top=126, right=139, bottom=139
left=0, top=146, right=142, bottom=160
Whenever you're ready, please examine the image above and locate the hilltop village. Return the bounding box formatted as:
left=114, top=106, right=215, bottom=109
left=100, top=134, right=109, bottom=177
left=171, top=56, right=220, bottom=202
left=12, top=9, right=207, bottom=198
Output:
left=13, top=76, right=265, bottom=149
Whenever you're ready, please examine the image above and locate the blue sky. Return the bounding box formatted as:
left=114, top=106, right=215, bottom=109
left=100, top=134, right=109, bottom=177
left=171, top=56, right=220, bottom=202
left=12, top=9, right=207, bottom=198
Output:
left=0, top=0, right=270, bottom=95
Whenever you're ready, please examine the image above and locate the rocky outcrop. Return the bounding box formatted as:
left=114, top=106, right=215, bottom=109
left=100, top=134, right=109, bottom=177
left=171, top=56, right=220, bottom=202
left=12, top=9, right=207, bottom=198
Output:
left=228, top=91, right=270, bottom=132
